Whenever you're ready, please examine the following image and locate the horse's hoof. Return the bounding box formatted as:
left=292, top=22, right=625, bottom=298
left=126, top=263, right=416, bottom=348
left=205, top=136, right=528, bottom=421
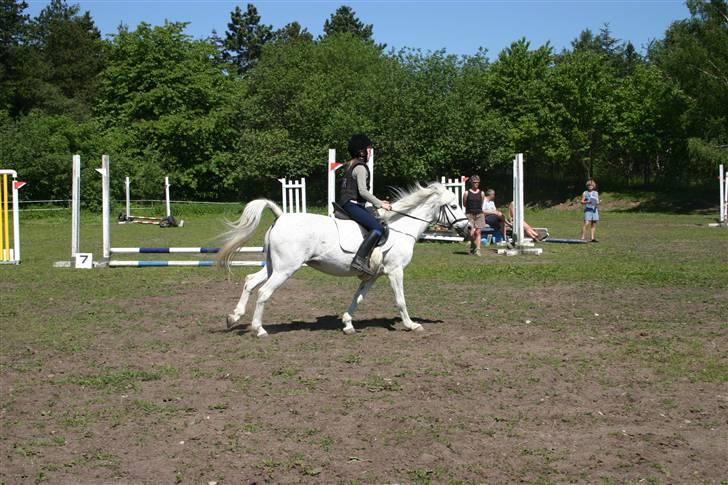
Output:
left=226, top=314, right=239, bottom=328
left=412, top=324, right=425, bottom=333
left=256, top=329, right=269, bottom=338
left=343, top=327, right=356, bottom=335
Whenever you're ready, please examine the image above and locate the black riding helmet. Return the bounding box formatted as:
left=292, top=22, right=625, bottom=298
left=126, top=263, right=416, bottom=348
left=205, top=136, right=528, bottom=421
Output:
left=348, top=134, right=372, bottom=159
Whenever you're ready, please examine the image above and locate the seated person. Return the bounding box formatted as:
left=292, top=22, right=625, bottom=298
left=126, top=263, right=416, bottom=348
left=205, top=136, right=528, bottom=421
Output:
left=507, top=201, right=547, bottom=241
left=483, top=189, right=506, bottom=239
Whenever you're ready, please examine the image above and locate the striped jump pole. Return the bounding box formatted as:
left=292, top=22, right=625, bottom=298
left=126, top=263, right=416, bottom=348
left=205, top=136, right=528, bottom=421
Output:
left=108, top=260, right=265, bottom=268
left=96, top=156, right=267, bottom=268
left=107, top=247, right=266, bottom=267
left=0, top=169, right=26, bottom=265
left=109, top=247, right=263, bottom=254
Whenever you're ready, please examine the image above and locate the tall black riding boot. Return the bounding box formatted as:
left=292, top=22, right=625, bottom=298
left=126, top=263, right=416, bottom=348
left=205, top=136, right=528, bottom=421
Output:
left=350, top=231, right=381, bottom=276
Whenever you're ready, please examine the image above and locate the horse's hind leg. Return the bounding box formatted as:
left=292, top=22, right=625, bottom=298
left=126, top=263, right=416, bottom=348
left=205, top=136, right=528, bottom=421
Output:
left=342, top=278, right=377, bottom=335
left=250, top=269, right=295, bottom=338
left=227, top=268, right=268, bottom=328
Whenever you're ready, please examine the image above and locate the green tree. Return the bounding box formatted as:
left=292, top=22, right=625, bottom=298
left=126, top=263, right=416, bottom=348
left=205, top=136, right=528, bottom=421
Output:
left=96, top=22, right=241, bottom=199
left=652, top=0, right=728, bottom=143
left=0, top=110, right=97, bottom=201
left=488, top=39, right=567, bottom=171
left=322, top=5, right=374, bottom=42
left=223, top=3, right=272, bottom=75
left=612, top=64, right=688, bottom=183
left=549, top=49, right=619, bottom=179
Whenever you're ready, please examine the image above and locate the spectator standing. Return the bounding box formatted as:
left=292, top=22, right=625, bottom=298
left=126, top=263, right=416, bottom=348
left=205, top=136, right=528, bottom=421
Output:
left=581, top=179, right=600, bottom=242
left=463, top=176, right=485, bottom=256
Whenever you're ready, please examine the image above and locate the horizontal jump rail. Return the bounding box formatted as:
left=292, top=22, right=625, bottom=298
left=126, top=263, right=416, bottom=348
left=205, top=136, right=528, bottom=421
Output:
left=108, top=260, right=265, bottom=267
left=118, top=220, right=163, bottom=225
left=124, top=215, right=166, bottom=221
left=110, top=246, right=264, bottom=254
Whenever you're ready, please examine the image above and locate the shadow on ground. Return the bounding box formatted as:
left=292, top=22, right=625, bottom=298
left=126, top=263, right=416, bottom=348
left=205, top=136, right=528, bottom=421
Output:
left=215, top=315, right=444, bottom=335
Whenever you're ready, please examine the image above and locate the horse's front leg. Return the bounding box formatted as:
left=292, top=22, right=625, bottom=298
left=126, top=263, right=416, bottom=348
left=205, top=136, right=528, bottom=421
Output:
left=342, top=278, right=377, bottom=335
left=387, top=268, right=422, bottom=332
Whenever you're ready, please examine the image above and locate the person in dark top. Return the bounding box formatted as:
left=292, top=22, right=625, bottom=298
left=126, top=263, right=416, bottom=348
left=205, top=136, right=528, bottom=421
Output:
left=339, top=134, right=391, bottom=275
left=462, top=175, right=485, bottom=256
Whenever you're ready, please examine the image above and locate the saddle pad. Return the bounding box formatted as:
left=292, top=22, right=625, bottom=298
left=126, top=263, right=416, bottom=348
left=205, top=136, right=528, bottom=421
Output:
left=333, top=218, right=368, bottom=253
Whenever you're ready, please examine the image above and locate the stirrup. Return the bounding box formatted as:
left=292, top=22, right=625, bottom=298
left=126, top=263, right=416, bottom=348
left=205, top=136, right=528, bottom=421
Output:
left=351, top=257, right=375, bottom=276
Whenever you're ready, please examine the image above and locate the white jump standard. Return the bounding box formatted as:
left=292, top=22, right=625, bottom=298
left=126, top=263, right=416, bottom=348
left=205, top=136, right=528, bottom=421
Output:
left=278, top=177, right=307, bottom=214
left=497, top=153, right=542, bottom=256
left=709, top=164, right=727, bottom=227
left=118, top=176, right=182, bottom=227
left=0, top=169, right=26, bottom=265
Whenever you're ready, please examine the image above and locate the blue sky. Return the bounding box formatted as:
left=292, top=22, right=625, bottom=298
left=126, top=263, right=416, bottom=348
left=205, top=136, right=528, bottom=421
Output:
left=26, top=0, right=689, bottom=58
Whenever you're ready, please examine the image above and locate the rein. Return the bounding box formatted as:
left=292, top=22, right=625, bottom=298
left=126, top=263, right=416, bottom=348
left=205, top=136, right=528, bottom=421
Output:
left=387, top=204, right=468, bottom=231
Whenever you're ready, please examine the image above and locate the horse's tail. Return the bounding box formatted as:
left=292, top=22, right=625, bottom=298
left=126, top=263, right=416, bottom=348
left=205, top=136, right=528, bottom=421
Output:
left=217, top=199, right=283, bottom=270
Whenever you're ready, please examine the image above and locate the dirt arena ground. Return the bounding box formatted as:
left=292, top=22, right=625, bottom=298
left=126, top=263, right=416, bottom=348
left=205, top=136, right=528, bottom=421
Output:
left=2, top=212, right=726, bottom=483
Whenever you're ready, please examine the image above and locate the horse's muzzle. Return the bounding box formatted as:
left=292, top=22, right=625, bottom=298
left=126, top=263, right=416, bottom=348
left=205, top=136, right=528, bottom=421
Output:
left=456, top=223, right=472, bottom=240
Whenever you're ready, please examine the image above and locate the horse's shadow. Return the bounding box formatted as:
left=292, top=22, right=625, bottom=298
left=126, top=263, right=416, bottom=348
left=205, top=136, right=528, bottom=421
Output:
left=211, top=315, right=443, bottom=336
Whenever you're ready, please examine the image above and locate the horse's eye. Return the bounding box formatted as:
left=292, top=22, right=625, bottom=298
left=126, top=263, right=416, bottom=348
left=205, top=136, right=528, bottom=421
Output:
left=450, top=204, right=458, bottom=209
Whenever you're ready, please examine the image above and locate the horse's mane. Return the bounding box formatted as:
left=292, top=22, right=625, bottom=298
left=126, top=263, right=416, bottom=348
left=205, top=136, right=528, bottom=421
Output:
left=380, top=182, right=445, bottom=223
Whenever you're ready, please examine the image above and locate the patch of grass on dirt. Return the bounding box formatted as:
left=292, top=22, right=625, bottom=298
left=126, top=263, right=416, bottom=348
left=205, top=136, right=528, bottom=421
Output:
left=61, top=366, right=178, bottom=391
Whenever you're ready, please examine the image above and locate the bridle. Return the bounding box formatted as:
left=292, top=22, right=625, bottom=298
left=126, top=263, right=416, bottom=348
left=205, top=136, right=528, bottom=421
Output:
left=387, top=203, right=469, bottom=232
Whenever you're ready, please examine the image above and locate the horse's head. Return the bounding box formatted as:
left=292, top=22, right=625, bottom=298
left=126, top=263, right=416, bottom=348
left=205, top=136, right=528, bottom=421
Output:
left=430, top=184, right=472, bottom=239
left=383, top=183, right=472, bottom=239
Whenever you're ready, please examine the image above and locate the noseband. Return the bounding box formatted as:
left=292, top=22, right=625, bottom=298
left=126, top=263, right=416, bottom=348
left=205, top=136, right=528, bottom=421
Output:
left=436, top=204, right=469, bottom=230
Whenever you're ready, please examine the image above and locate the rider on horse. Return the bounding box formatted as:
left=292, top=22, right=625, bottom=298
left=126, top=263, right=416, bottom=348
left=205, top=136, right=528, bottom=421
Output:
left=339, top=134, right=392, bottom=275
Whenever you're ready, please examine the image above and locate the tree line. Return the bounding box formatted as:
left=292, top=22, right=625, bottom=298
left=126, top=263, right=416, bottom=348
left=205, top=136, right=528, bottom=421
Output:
left=1, top=0, right=726, bottom=204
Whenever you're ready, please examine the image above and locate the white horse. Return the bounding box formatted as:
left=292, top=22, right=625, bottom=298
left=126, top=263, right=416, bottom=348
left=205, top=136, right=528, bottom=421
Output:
left=217, top=183, right=470, bottom=337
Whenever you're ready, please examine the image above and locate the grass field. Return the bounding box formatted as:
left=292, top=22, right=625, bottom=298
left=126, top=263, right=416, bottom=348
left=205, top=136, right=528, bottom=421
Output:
left=2, top=202, right=727, bottom=483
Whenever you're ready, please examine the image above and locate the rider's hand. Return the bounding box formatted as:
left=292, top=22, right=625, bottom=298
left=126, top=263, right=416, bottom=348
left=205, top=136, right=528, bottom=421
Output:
left=381, top=201, right=392, bottom=211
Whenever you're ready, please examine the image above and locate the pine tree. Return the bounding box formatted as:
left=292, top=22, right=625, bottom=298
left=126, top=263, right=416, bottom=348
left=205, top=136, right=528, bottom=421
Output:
left=622, top=41, right=640, bottom=75
left=223, top=3, right=272, bottom=75
left=597, top=23, right=620, bottom=56
left=1, top=0, right=28, bottom=52
left=0, top=0, right=30, bottom=113
left=273, top=21, right=313, bottom=44
left=322, top=5, right=374, bottom=42
left=31, top=0, right=103, bottom=103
